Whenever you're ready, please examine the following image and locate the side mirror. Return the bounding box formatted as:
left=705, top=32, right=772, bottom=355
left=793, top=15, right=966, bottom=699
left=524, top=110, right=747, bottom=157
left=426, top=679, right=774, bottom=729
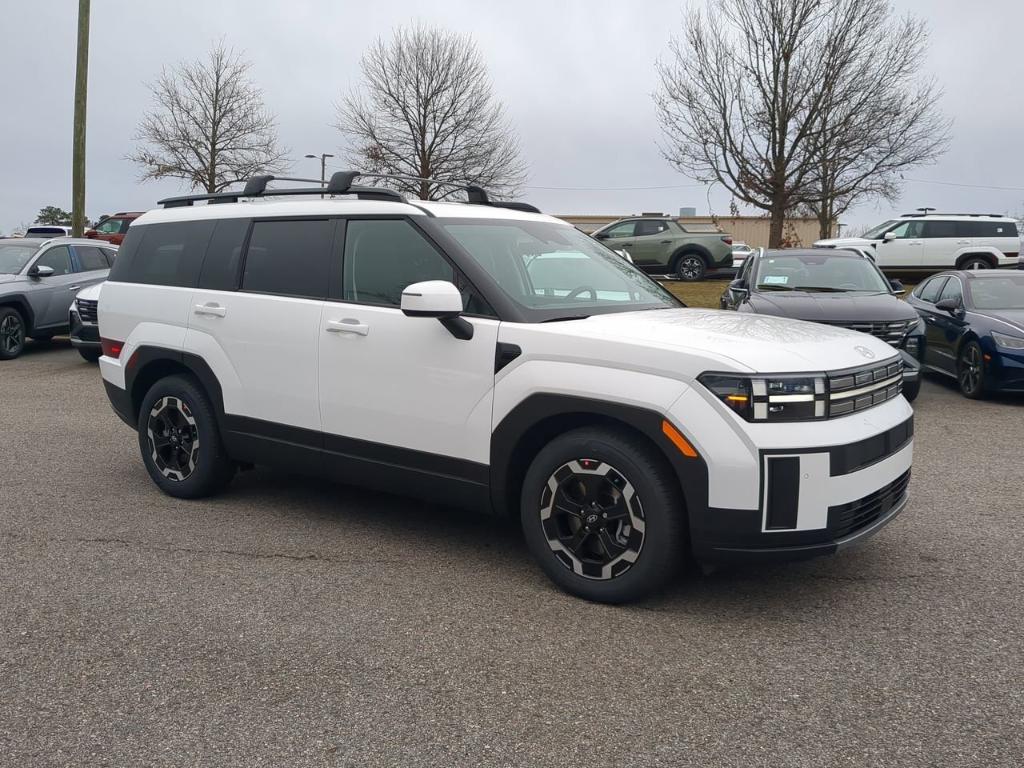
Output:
left=889, top=279, right=905, bottom=294
left=934, top=297, right=962, bottom=314
left=728, top=278, right=749, bottom=296
left=28, top=264, right=55, bottom=278
left=883, top=231, right=897, bottom=242
left=593, top=232, right=610, bottom=240
left=400, top=280, right=473, bottom=340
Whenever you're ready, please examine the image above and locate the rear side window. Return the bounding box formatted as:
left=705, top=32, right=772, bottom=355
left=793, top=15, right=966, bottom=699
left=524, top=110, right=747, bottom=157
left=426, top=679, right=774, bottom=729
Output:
left=635, top=220, right=669, bottom=237
left=101, top=248, right=117, bottom=266
left=922, top=221, right=957, bottom=239
left=75, top=246, right=109, bottom=271
left=108, top=221, right=216, bottom=287
left=198, top=218, right=251, bottom=291
left=343, top=219, right=453, bottom=307
left=241, top=219, right=333, bottom=299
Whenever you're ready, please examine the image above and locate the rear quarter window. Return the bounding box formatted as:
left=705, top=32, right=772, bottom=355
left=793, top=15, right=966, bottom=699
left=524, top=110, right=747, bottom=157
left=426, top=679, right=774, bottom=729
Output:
left=108, top=221, right=216, bottom=287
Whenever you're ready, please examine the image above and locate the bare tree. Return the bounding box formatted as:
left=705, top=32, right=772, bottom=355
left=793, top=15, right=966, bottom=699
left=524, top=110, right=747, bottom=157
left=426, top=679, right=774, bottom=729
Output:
left=130, top=43, right=288, bottom=193
left=655, top=0, right=948, bottom=247
left=336, top=24, right=526, bottom=200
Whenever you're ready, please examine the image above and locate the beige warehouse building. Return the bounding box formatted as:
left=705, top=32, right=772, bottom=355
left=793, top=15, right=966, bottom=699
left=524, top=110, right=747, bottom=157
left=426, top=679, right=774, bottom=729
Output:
left=558, top=214, right=830, bottom=248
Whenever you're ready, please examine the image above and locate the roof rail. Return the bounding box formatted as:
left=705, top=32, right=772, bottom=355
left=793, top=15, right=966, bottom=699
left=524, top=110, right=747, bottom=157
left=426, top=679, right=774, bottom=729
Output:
left=156, top=170, right=539, bottom=212
left=901, top=212, right=1006, bottom=218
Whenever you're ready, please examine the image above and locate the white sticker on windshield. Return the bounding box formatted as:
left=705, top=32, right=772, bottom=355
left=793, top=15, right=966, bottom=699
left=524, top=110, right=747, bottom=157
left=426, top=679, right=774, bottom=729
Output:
left=762, top=275, right=789, bottom=285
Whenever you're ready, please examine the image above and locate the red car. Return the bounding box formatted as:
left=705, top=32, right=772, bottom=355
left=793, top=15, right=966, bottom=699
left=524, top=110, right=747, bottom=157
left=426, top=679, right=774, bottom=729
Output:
left=85, top=212, right=143, bottom=245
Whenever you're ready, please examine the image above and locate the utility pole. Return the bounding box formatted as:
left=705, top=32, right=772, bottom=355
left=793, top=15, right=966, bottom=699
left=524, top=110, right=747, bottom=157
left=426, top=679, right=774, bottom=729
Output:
left=71, top=0, right=90, bottom=237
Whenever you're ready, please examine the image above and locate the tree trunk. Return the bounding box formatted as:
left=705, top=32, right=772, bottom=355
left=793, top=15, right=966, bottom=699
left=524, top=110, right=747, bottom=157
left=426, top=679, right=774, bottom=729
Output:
left=768, top=196, right=787, bottom=248
left=71, top=0, right=90, bottom=237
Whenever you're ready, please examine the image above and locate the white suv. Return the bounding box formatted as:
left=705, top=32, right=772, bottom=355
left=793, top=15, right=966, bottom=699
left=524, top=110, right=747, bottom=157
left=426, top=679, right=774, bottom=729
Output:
left=816, top=213, right=1021, bottom=271
left=98, top=173, right=914, bottom=603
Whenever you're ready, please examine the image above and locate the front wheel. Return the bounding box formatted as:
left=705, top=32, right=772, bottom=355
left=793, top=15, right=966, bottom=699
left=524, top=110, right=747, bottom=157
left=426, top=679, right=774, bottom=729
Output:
left=138, top=375, right=235, bottom=498
left=957, top=340, right=986, bottom=399
left=673, top=253, right=707, bottom=282
left=520, top=427, right=686, bottom=603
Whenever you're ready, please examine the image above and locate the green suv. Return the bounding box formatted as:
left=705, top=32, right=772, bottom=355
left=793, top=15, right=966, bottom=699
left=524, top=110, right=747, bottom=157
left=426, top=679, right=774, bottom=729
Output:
left=592, top=217, right=734, bottom=281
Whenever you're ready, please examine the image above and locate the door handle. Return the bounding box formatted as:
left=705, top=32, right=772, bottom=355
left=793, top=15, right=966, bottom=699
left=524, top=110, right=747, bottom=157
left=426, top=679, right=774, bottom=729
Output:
left=326, top=318, right=369, bottom=336
left=193, top=303, right=227, bottom=317
left=659, top=240, right=672, bottom=244
left=957, top=240, right=970, bottom=245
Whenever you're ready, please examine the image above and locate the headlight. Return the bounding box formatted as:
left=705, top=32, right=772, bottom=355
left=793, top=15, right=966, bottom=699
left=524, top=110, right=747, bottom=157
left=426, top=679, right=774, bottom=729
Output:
left=699, top=373, right=826, bottom=422
left=992, top=331, right=1024, bottom=350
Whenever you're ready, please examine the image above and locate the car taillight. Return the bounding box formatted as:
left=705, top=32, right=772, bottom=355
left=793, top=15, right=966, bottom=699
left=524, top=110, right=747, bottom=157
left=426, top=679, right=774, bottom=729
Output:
left=721, top=236, right=733, bottom=245
left=101, top=338, right=123, bottom=358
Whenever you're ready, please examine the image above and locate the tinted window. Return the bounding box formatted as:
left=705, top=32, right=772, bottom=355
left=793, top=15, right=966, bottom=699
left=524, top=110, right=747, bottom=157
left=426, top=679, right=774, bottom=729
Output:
left=199, top=218, right=251, bottom=291
left=76, top=246, right=109, bottom=271
left=917, top=277, right=947, bottom=303
left=937, top=277, right=962, bottom=304
left=241, top=219, right=333, bottom=299
left=922, top=221, right=957, bottom=239
left=980, top=221, right=1017, bottom=238
left=635, top=220, right=669, bottom=237
left=344, top=219, right=452, bottom=306
left=36, top=245, right=74, bottom=275
left=108, top=221, right=216, bottom=287
left=101, top=248, right=117, bottom=266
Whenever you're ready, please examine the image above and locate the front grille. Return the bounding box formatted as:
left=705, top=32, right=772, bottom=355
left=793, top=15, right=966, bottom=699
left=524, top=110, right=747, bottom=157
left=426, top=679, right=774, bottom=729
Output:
left=828, top=358, right=903, bottom=417
left=828, top=470, right=910, bottom=539
left=77, top=299, right=98, bottom=324
left=828, top=319, right=914, bottom=347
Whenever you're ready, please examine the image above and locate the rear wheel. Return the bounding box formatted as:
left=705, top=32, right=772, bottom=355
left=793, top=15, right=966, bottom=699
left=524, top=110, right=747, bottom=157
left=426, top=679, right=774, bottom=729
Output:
left=78, top=348, right=101, bottom=363
left=957, top=340, right=986, bottom=399
left=0, top=307, right=26, bottom=360
left=673, top=252, right=707, bottom=282
left=138, top=375, right=235, bottom=498
left=958, top=256, right=993, bottom=271
left=520, top=426, right=685, bottom=603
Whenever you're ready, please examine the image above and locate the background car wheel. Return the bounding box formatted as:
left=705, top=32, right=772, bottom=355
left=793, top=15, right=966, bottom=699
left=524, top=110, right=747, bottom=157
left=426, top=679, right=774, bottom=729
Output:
left=78, top=348, right=101, bottom=363
left=902, top=378, right=920, bottom=402
left=520, top=426, right=685, bottom=604
left=0, top=307, right=26, bottom=360
left=957, top=341, right=986, bottom=399
left=958, top=257, right=992, bottom=271
left=138, top=374, right=235, bottom=498
left=29, top=333, right=54, bottom=342
left=674, top=253, right=707, bottom=282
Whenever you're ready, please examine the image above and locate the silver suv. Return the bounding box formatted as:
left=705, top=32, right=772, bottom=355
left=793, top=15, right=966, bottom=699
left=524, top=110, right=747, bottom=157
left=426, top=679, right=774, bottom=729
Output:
left=0, top=238, right=114, bottom=360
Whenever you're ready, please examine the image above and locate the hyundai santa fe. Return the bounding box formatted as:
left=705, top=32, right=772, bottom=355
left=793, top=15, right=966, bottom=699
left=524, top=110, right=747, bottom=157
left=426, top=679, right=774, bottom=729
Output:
left=97, top=172, right=914, bottom=603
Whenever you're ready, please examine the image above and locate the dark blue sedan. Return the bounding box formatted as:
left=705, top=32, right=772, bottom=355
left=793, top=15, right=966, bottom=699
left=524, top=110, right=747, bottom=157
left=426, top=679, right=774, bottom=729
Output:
left=907, top=271, right=1024, bottom=398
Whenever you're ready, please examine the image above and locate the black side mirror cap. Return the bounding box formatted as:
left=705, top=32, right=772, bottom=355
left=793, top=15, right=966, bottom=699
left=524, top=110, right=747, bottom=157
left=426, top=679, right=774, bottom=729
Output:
left=934, top=298, right=962, bottom=313
left=728, top=278, right=749, bottom=293
left=889, top=279, right=905, bottom=294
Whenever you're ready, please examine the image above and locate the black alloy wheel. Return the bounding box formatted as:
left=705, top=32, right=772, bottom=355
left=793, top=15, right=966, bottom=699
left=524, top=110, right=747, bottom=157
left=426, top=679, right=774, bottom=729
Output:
left=147, top=396, right=200, bottom=482
left=0, top=308, right=25, bottom=360
left=957, top=340, right=985, bottom=399
left=959, top=257, right=992, bottom=271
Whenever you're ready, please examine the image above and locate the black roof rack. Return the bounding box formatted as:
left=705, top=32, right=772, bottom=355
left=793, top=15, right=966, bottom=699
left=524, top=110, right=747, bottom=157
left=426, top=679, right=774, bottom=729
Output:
left=157, top=171, right=540, bottom=212
left=901, top=212, right=1006, bottom=218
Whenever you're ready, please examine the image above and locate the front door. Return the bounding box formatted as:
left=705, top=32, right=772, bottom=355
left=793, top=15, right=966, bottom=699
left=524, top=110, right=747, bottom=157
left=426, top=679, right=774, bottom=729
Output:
left=29, top=245, right=82, bottom=328
left=874, top=220, right=924, bottom=268
left=318, top=217, right=498, bottom=503
left=627, top=219, right=673, bottom=267
left=925, top=276, right=967, bottom=373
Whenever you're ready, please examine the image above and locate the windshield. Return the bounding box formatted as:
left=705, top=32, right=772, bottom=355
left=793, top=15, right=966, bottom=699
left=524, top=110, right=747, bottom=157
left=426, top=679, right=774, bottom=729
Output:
left=441, top=219, right=681, bottom=319
left=968, top=275, right=1024, bottom=310
left=754, top=253, right=890, bottom=293
left=861, top=220, right=900, bottom=240
left=0, top=243, right=38, bottom=274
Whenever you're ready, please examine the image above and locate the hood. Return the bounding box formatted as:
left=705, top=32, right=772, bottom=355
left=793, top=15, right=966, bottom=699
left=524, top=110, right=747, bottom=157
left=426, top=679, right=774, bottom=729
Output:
left=75, top=282, right=103, bottom=301
left=976, top=309, right=1024, bottom=334
left=815, top=236, right=876, bottom=248
left=507, top=308, right=899, bottom=376
left=747, top=291, right=917, bottom=323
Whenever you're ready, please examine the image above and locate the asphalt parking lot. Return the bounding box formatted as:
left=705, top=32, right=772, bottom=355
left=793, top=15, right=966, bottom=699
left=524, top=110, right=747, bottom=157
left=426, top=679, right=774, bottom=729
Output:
left=2, top=341, right=1022, bottom=767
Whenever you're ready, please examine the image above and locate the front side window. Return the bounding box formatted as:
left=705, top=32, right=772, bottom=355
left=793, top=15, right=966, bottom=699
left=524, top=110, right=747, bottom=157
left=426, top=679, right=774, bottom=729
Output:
left=863, top=220, right=900, bottom=239
left=0, top=243, right=39, bottom=274
left=35, top=245, right=74, bottom=275
left=242, top=219, right=334, bottom=299
left=441, top=219, right=680, bottom=320
left=753, top=253, right=890, bottom=293
left=95, top=218, right=123, bottom=234
left=937, top=277, right=963, bottom=304
left=343, top=219, right=453, bottom=307
left=968, top=275, right=1024, bottom=310
left=601, top=221, right=636, bottom=239
left=887, top=221, right=924, bottom=239
left=917, top=277, right=947, bottom=303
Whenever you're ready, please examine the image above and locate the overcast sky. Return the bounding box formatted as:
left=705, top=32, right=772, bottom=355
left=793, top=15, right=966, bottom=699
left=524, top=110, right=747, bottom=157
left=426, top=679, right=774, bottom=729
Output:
left=2, top=0, right=1022, bottom=234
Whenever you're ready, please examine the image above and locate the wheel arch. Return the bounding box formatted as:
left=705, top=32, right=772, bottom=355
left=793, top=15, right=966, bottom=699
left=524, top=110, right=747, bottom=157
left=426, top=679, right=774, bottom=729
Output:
left=489, top=394, right=708, bottom=532
left=671, top=244, right=712, bottom=269
left=126, top=347, right=226, bottom=427
left=955, top=251, right=998, bottom=269
left=0, top=295, right=37, bottom=334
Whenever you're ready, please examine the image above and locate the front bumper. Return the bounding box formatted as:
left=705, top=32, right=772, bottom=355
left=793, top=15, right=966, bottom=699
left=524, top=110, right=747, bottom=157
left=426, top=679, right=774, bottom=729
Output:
left=69, top=311, right=100, bottom=349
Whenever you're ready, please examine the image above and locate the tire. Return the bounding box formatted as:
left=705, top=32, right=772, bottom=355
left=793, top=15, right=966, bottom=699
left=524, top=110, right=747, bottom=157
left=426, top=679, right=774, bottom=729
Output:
left=957, top=340, right=986, bottom=399
left=958, top=256, right=993, bottom=271
left=0, top=307, right=26, bottom=360
left=78, top=347, right=101, bottom=363
left=673, top=252, right=707, bottom=282
left=520, top=426, right=685, bottom=603
left=137, top=374, right=235, bottom=498
left=902, top=377, right=920, bottom=403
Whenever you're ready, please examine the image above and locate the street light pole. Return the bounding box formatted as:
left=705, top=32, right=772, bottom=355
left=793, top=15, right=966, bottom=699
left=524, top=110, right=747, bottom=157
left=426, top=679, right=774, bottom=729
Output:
left=305, top=153, right=334, bottom=198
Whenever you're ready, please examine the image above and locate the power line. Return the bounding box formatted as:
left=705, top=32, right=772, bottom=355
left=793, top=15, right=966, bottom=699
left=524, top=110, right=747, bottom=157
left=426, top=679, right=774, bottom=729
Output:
left=904, top=178, right=1024, bottom=193
left=524, top=182, right=706, bottom=191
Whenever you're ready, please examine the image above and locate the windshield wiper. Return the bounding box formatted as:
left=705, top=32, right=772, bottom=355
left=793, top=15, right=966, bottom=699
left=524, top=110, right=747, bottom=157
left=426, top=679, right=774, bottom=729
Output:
left=756, top=284, right=795, bottom=291
left=798, top=286, right=851, bottom=293
left=542, top=315, right=591, bottom=322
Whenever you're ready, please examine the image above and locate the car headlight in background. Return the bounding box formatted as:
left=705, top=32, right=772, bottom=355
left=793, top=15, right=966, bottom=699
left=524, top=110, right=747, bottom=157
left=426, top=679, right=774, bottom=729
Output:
left=699, top=373, right=826, bottom=421
left=992, top=332, right=1024, bottom=350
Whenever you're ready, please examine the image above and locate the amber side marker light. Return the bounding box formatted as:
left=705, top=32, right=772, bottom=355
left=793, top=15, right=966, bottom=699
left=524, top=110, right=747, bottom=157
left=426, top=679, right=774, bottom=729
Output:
left=662, top=420, right=698, bottom=458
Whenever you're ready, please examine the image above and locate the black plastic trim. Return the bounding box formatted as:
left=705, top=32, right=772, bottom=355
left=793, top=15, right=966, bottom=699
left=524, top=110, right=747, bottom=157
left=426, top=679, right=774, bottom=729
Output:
left=494, top=342, right=521, bottom=373
left=765, top=457, right=800, bottom=530
left=829, top=417, right=913, bottom=476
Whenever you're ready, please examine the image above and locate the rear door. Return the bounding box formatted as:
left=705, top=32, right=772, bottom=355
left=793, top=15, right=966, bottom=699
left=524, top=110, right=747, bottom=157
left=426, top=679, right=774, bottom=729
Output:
left=71, top=245, right=111, bottom=288
left=186, top=217, right=330, bottom=438
left=921, top=220, right=964, bottom=269
left=874, top=220, right=924, bottom=268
